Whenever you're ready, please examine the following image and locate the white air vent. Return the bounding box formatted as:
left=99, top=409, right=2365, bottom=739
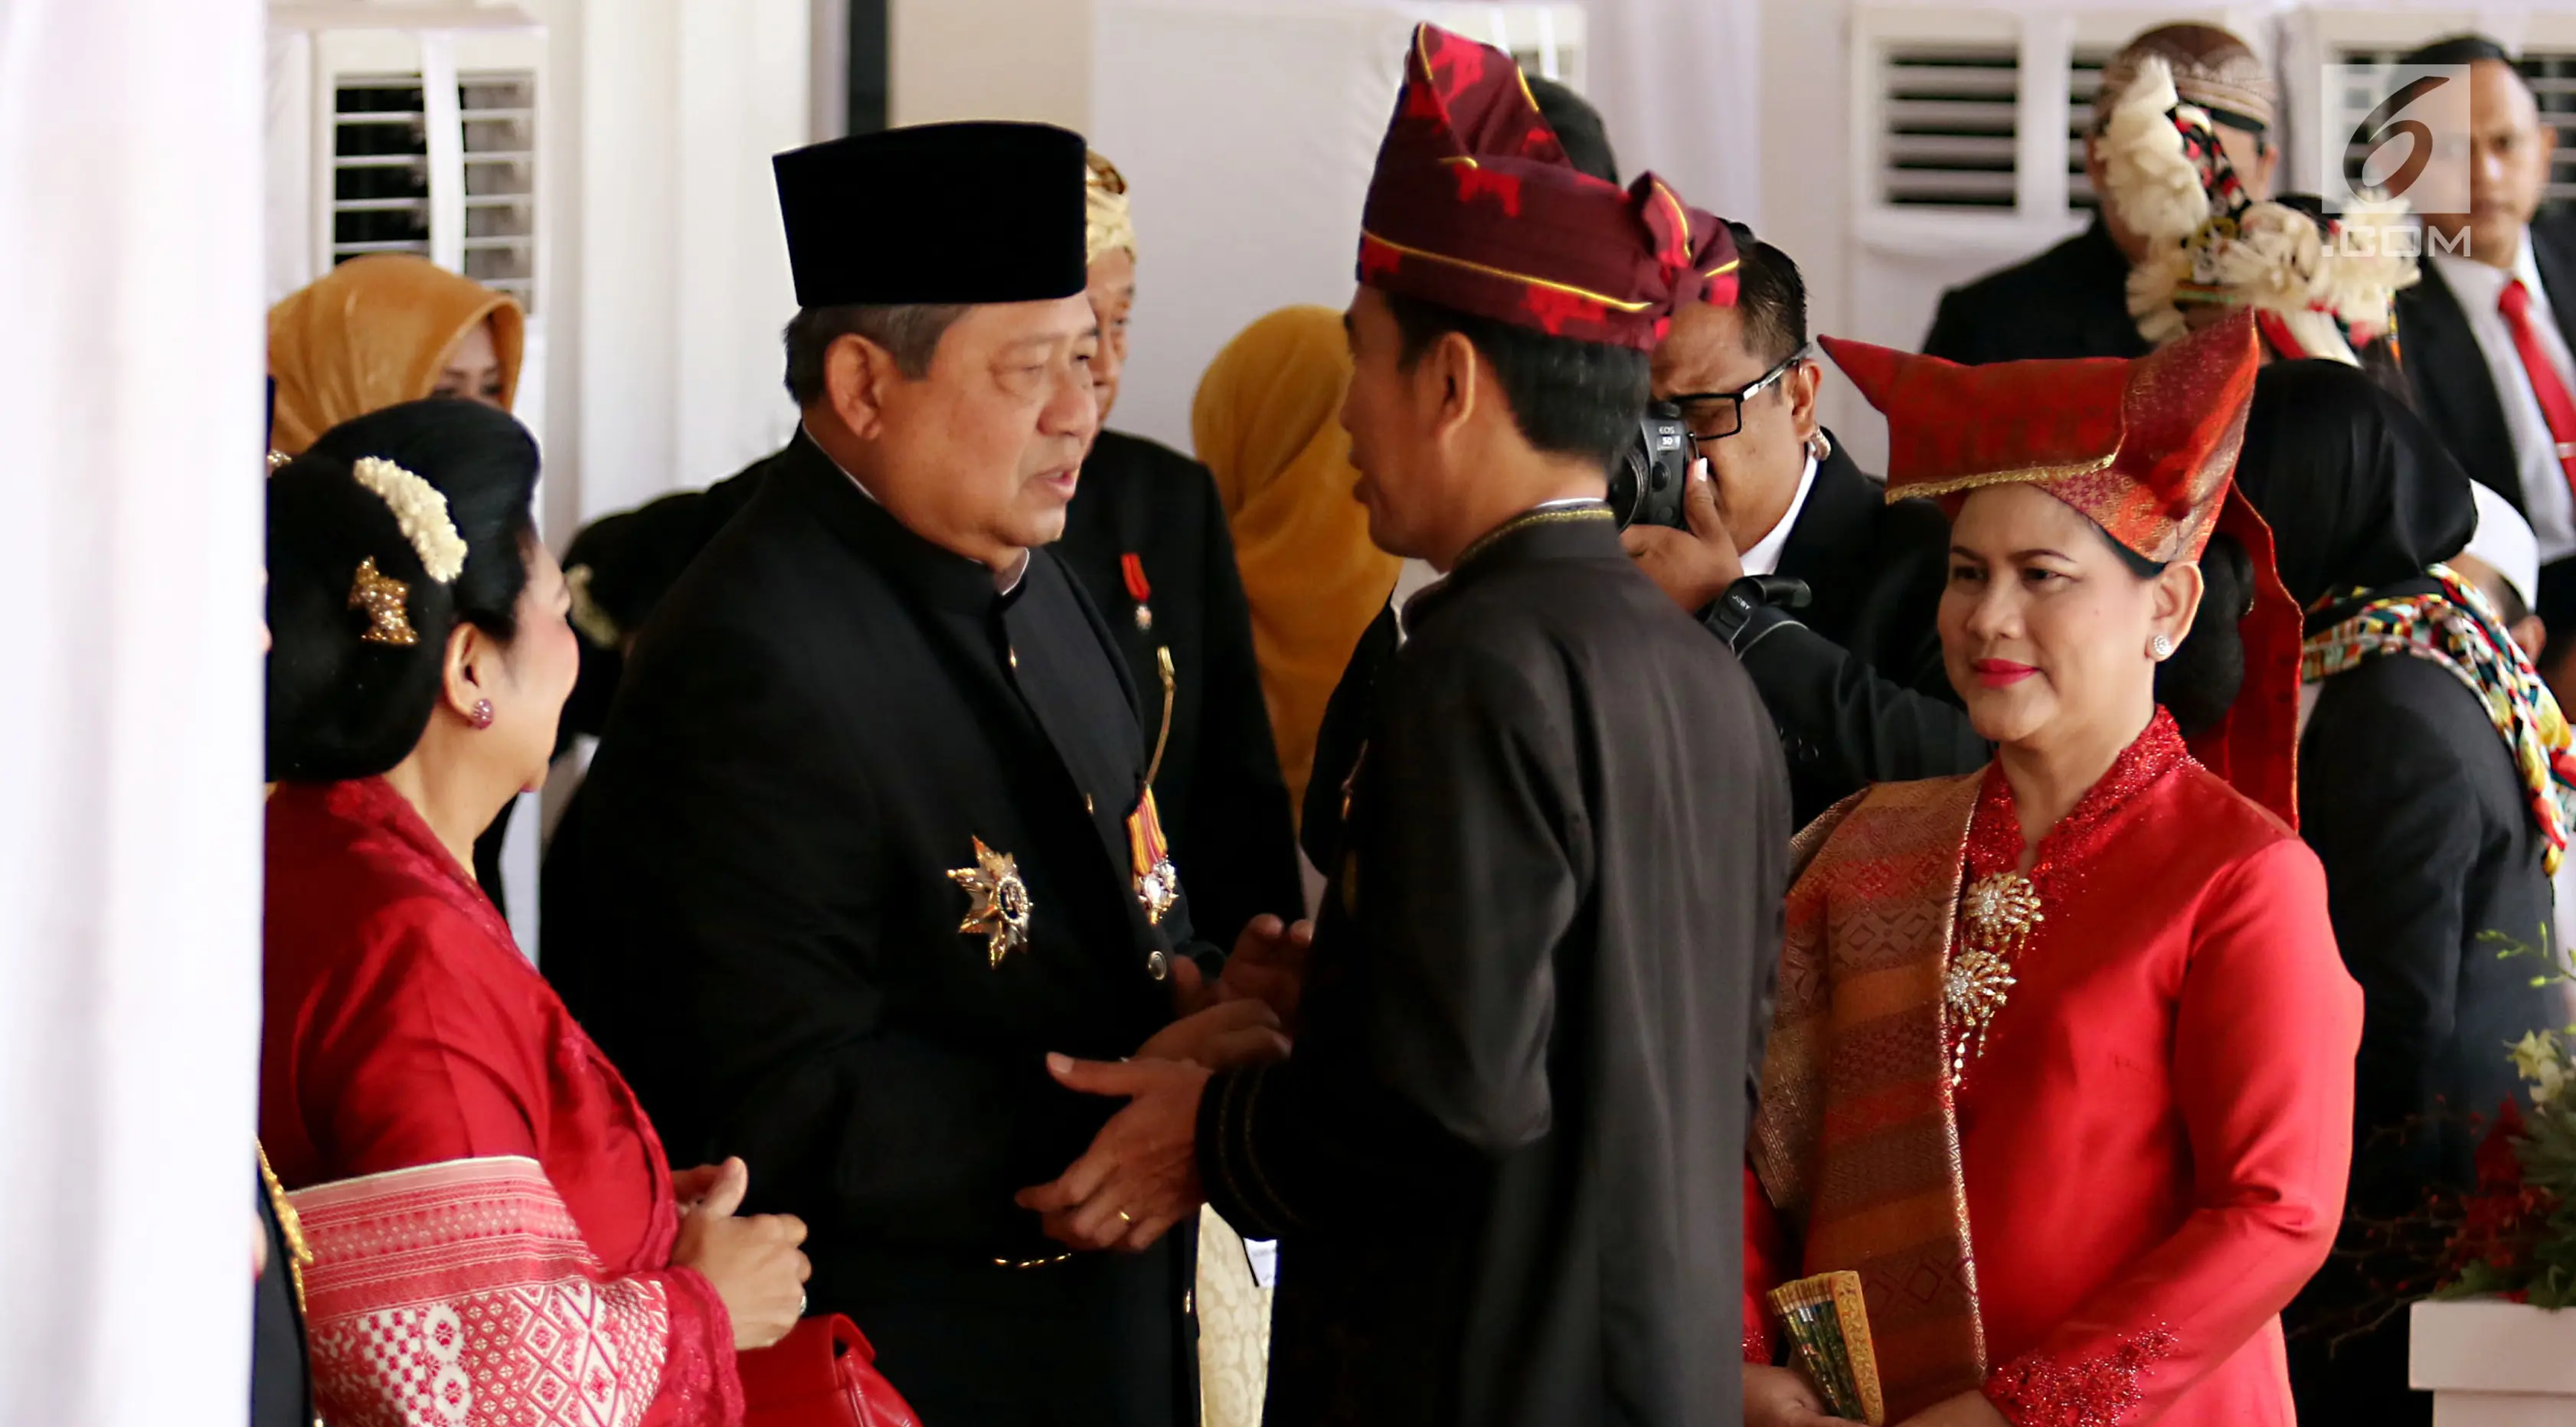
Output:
left=1878, top=45, right=2020, bottom=209
left=330, top=75, right=429, bottom=265
left=2068, top=48, right=2112, bottom=213
left=459, top=70, right=537, bottom=312
left=2332, top=43, right=2576, bottom=207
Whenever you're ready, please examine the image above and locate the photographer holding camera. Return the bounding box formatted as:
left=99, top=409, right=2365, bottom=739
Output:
left=1623, top=240, right=1986, bottom=826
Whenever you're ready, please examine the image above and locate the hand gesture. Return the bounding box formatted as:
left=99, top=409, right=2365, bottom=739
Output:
left=1620, top=458, right=1744, bottom=613
left=1136, top=998, right=1290, bottom=1070
left=1180, top=914, right=1311, bottom=1030
left=1743, top=1363, right=1839, bottom=1427
left=669, top=1157, right=812, bottom=1350
left=1015, top=1054, right=1211, bottom=1252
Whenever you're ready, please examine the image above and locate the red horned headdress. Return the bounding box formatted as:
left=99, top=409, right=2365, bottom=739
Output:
left=1358, top=24, right=1740, bottom=351
left=1822, top=312, right=2302, bottom=825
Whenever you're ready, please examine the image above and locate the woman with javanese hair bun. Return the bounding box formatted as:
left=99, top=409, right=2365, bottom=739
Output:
left=259, top=399, right=829, bottom=1427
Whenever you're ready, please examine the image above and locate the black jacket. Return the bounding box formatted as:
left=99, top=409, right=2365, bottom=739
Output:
left=1055, top=430, right=1302, bottom=946
left=1200, top=510, right=1787, bottom=1427
left=561, top=434, right=1205, bottom=1427
left=2392, top=211, right=2576, bottom=624
left=2287, top=638, right=2559, bottom=1427
left=1921, top=217, right=2151, bottom=364
left=1731, top=438, right=1986, bottom=827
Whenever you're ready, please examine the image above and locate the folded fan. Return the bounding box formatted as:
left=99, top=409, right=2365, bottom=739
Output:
left=1767, top=1270, right=1885, bottom=1424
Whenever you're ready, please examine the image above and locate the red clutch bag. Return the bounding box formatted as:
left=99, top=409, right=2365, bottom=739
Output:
left=737, top=1314, right=924, bottom=1427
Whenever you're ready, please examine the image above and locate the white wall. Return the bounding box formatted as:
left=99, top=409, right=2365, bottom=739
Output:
left=570, top=0, right=812, bottom=524
left=0, top=1, right=266, bottom=1421
left=897, top=0, right=1769, bottom=455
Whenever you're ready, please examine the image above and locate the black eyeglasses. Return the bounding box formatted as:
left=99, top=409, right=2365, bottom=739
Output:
left=1666, top=348, right=1809, bottom=443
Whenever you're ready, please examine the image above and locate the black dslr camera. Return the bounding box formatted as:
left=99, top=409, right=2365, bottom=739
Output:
left=1610, top=400, right=1692, bottom=531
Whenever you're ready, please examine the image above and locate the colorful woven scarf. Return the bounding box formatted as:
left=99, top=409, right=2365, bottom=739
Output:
left=2300, top=564, right=2576, bottom=874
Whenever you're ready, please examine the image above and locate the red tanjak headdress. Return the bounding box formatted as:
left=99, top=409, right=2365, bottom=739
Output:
left=1819, top=312, right=2259, bottom=564
left=1823, top=312, right=2300, bottom=826
left=1358, top=24, right=1739, bottom=351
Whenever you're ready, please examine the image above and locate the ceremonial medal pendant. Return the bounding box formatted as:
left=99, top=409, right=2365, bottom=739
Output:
left=1947, top=872, right=2044, bottom=1082
left=1127, top=790, right=1180, bottom=926
left=1122, top=552, right=1155, bottom=631
left=949, top=838, right=1033, bottom=967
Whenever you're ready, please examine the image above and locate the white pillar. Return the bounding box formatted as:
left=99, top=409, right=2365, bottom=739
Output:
left=0, top=1, right=266, bottom=1422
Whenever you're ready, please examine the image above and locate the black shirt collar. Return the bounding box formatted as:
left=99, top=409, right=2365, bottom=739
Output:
left=777, top=429, right=1021, bottom=616
left=1404, top=500, right=1618, bottom=631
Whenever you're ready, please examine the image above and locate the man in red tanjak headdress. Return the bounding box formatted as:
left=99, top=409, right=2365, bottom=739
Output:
left=1018, top=24, right=1789, bottom=1427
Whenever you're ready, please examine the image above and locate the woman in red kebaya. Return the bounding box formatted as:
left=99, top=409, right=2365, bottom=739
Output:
left=1741, top=313, right=2362, bottom=1427
left=260, top=400, right=807, bottom=1427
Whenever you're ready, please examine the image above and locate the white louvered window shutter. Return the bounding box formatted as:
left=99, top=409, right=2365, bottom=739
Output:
left=2329, top=42, right=2576, bottom=209
left=331, top=74, right=430, bottom=265
left=2067, top=47, right=2114, bottom=214
left=1878, top=44, right=2021, bottom=211
left=459, top=70, right=537, bottom=313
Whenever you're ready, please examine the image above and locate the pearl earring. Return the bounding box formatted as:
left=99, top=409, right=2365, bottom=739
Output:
left=468, top=698, right=495, bottom=729
left=2149, top=634, right=2175, bottom=661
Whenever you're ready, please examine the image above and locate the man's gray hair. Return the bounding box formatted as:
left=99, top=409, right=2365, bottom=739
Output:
left=782, top=302, right=969, bottom=403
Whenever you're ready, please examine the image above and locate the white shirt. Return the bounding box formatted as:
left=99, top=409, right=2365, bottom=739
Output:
left=2429, top=232, right=2576, bottom=560
left=1737, top=452, right=1820, bottom=578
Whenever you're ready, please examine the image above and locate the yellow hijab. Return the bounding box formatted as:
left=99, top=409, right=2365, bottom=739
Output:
left=267, top=254, right=525, bottom=456
left=1193, top=306, right=1400, bottom=821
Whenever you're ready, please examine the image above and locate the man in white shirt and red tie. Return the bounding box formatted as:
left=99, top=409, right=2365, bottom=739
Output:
left=2394, top=34, right=2576, bottom=684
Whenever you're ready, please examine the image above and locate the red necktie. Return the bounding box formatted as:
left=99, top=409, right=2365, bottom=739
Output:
left=2498, top=277, right=2576, bottom=499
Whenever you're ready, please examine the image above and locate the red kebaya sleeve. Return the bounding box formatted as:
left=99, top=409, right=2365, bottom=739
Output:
left=1980, top=838, right=2359, bottom=1426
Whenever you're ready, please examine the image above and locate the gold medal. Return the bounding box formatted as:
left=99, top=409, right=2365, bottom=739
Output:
left=949, top=838, right=1033, bottom=967
left=1126, top=791, right=1179, bottom=926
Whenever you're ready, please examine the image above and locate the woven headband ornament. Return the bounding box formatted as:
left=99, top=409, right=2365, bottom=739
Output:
left=349, top=456, right=468, bottom=584
left=1085, top=150, right=1136, bottom=266
left=2105, top=56, right=2417, bottom=359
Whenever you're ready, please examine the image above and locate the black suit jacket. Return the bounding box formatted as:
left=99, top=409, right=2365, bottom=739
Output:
left=563, top=434, right=1204, bottom=1427
left=1921, top=217, right=2151, bottom=364
left=1201, top=513, right=1787, bottom=1427
left=1741, top=440, right=1988, bottom=827
left=1056, top=430, right=1303, bottom=946
left=2393, top=211, right=2576, bottom=521
left=2286, top=629, right=2559, bottom=1427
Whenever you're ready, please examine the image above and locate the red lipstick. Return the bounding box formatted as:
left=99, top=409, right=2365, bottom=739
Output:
left=1971, top=658, right=2037, bottom=688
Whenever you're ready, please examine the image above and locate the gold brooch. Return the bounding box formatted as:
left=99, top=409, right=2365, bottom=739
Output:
left=949, top=838, right=1033, bottom=967
left=348, top=557, right=417, bottom=646
left=1947, top=872, right=2044, bottom=1081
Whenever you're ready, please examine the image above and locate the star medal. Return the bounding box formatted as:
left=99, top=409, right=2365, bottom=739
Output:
left=1127, top=789, right=1179, bottom=926
left=948, top=838, right=1033, bottom=967
left=1122, top=552, right=1154, bottom=631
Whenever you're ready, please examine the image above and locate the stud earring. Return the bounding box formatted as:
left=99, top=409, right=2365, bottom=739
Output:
left=468, top=698, right=495, bottom=729
left=2149, top=633, right=2175, bottom=661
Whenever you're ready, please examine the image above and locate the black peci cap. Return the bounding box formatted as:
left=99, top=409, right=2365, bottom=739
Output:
left=773, top=121, right=1090, bottom=307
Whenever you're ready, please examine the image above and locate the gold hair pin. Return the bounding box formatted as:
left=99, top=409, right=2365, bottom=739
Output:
left=348, top=557, right=417, bottom=646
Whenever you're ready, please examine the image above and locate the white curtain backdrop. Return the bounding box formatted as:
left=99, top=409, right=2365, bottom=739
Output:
left=1585, top=0, right=1764, bottom=235
left=0, top=0, right=267, bottom=1421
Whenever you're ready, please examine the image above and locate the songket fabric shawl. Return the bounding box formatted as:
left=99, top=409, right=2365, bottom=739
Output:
left=292, top=1156, right=676, bottom=1427
left=1753, top=775, right=1987, bottom=1422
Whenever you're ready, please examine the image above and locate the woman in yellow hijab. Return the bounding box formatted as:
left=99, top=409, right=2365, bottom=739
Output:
left=1192, top=305, right=1401, bottom=818
left=268, top=254, right=525, bottom=456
